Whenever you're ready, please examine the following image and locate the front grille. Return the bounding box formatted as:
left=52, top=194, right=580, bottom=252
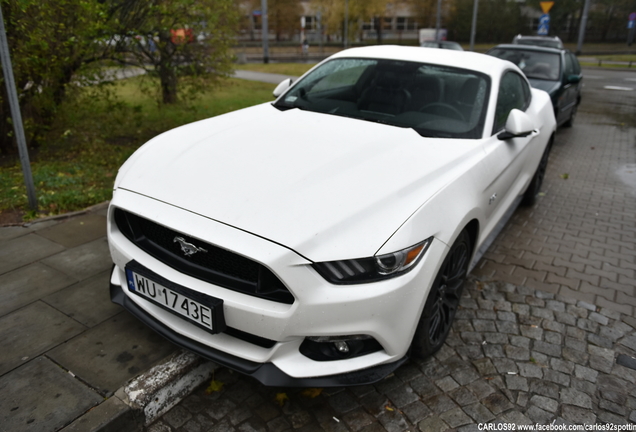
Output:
left=114, top=208, right=294, bottom=304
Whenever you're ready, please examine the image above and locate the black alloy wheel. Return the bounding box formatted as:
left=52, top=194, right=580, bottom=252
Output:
left=522, top=139, right=551, bottom=206
left=563, top=103, right=577, bottom=128
left=411, top=230, right=472, bottom=358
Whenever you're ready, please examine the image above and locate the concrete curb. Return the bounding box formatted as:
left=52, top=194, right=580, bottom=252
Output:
left=117, top=351, right=219, bottom=427
left=61, top=351, right=218, bottom=431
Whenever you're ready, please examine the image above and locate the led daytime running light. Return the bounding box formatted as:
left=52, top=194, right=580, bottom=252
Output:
left=312, top=238, right=432, bottom=284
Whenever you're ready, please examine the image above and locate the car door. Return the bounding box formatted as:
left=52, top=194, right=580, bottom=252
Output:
left=479, top=71, right=537, bottom=238
left=561, top=52, right=582, bottom=119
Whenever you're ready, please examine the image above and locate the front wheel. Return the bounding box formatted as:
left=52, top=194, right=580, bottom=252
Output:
left=563, top=103, right=578, bottom=128
left=411, top=230, right=472, bottom=359
left=522, top=140, right=551, bottom=206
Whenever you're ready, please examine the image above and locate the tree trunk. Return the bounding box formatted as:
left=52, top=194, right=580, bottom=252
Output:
left=158, top=65, right=178, bottom=104
left=156, top=31, right=178, bottom=104
left=375, top=16, right=382, bottom=44
left=0, top=86, right=16, bottom=155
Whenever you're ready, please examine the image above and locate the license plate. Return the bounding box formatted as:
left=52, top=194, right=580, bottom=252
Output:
left=125, top=263, right=224, bottom=333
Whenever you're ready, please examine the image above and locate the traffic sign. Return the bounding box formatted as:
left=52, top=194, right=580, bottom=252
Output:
left=538, top=14, right=550, bottom=35
left=540, top=2, right=554, bottom=14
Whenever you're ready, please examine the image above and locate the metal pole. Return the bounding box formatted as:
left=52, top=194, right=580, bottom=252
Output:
left=317, top=11, right=323, bottom=53
left=261, top=0, right=269, bottom=63
left=469, top=0, right=479, bottom=51
left=435, top=0, right=442, bottom=41
left=344, top=0, right=349, bottom=49
left=0, top=4, right=37, bottom=210
left=576, top=0, right=592, bottom=55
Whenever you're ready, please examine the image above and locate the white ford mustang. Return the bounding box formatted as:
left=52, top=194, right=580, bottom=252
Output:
left=108, top=46, right=556, bottom=386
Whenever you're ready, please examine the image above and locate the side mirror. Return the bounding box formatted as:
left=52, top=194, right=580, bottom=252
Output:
left=498, top=109, right=535, bottom=140
left=273, top=78, right=293, bottom=98
left=567, top=74, right=581, bottom=84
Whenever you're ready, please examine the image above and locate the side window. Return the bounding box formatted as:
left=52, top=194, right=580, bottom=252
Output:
left=568, top=53, right=581, bottom=75
left=494, top=72, right=530, bottom=133
left=564, top=53, right=575, bottom=77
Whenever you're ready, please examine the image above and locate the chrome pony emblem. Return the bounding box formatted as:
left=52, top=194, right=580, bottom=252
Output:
left=173, top=236, right=208, bottom=257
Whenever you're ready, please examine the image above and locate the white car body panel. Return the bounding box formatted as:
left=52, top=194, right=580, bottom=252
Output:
left=117, top=103, right=487, bottom=261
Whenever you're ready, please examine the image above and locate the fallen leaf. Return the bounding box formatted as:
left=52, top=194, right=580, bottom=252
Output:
left=301, top=388, right=323, bottom=398
left=205, top=380, right=224, bottom=394
left=560, top=173, right=569, bottom=179
left=385, top=405, right=395, bottom=412
left=275, top=392, right=289, bottom=406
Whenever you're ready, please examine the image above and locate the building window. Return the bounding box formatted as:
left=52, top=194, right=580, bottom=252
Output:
left=362, top=20, right=373, bottom=31
left=396, top=17, right=407, bottom=31
left=303, top=16, right=316, bottom=30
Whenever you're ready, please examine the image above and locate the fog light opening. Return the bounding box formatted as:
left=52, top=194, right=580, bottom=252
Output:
left=300, top=335, right=383, bottom=361
left=334, top=341, right=350, bottom=353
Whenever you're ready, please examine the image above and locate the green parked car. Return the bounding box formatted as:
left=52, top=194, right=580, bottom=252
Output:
left=487, top=44, right=582, bottom=127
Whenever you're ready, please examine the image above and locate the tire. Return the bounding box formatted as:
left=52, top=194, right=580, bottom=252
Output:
left=563, top=103, right=578, bottom=128
left=521, top=141, right=551, bottom=207
left=411, top=230, right=472, bottom=359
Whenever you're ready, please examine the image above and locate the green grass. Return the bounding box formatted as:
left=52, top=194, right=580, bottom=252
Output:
left=0, top=76, right=275, bottom=221
left=236, top=62, right=317, bottom=76
left=592, top=54, right=636, bottom=62
left=580, top=61, right=636, bottom=69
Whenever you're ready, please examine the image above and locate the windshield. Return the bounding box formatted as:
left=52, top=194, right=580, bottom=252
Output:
left=273, top=58, right=490, bottom=139
left=488, top=48, right=561, bottom=81
left=515, top=38, right=562, bottom=49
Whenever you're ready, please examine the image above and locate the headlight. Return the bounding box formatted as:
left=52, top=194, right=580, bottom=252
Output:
left=312, top=238, right=432, bottom=284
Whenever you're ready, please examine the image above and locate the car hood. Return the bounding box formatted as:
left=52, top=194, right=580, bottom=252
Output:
left=528, top=79, right=560, bottom=97
left=116, top=103, right=483, bottom=261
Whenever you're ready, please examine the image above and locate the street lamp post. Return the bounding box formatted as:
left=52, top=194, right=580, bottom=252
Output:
left=261, top=0, right=269, bottom=63
left=576, top=0, right=592, bottom=55
left=470, top=0, right=479, bottom=51
left=0, top=4, right=37, bottom=211
left=344, top=0, right=349, bottom=49
left=435, top=0, right=442, bottom=41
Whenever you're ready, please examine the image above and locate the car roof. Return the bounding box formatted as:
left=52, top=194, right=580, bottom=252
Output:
left=514, top=35, right=561, bottom=41
left=490, top=43, right=566, bottom=54
left=330, top=45, right=509, bottom=76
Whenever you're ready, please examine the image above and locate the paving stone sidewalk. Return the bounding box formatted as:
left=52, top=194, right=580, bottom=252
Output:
left=148, top=279, right=636, bottom=432
left=0, top=207, right=179, bottom=432
left=472, top=68, right=636, bottom=316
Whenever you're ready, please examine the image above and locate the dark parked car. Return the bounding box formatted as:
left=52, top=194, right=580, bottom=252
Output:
left=512, top=35, right=564, bottom=49
left=420, top=41, right=463, bottom=50
left=487, top=44, right=582, bottom=127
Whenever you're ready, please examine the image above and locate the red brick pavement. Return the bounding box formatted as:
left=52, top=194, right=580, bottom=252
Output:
left=473, top=74, right=636, bottom=316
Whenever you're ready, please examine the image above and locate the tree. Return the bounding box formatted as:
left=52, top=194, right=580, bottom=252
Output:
left=588, top=0, right=634, bottom=41
left=400, top=0, right=445, bottom=30
left=0, top=0, right=109, bottom=154
left=310, top=0, right=390, bottom=43
left=249, top=0, right=302, bottom=41
left=447, top=0, right=530, bottom=43
left=109, top=0, right=238, bottom=104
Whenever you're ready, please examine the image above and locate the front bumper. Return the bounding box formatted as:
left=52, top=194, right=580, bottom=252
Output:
left=107, top=189, right=448, bottom=385
left=111, top=277, right=408, bottom=387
